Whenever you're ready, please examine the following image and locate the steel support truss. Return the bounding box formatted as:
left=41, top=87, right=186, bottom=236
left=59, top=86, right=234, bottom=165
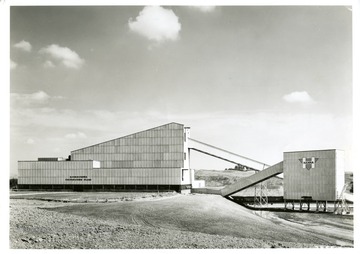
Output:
left=315, top=201, right=327, bottom=212
left=334, top=183, right=350, bottom=215
left=254, top=181, right=268, bottom=208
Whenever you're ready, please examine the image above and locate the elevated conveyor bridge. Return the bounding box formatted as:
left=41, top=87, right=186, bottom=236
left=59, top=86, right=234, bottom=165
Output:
left=188, top=138, right=270, bottom=171
left=188, top=138, right=283, bottom=197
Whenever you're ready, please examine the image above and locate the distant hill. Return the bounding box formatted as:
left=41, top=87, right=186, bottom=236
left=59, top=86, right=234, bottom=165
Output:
left=194, top=169, right=254, bottom=187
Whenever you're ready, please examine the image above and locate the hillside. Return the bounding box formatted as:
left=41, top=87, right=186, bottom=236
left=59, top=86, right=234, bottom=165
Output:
left=194, top=169, right=284, bottom=196
left=10, top=193, right=353, bottom=248
left=195, top=169, right=353, bottom=196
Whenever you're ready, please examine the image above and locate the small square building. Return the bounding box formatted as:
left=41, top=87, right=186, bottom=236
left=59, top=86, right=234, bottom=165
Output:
left=283, top=149, right=345, bottom=201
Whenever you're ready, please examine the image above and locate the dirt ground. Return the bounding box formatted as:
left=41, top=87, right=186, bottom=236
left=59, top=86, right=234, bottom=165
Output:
left=9, top=191, right=353, bottom=249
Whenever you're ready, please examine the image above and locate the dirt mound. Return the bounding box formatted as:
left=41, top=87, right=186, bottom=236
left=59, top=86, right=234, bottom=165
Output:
left=10, top=193, right=352, bottom=249
left=42, top=194, right=332, bottom=245
left=10, top=198, right=316, bottom=249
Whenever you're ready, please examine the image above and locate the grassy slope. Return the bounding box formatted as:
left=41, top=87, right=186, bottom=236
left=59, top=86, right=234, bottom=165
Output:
left=195, top=170, right=353, bottom=196
left=194, top=169, right=284, bottom=196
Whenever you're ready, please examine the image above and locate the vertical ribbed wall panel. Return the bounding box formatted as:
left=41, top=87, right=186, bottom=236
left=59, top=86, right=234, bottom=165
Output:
left=19, top=123, right=190, bottom=186
left=284, top=150, right=343, bottom=201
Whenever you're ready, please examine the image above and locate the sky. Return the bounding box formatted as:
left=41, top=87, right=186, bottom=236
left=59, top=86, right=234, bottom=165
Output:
left=8, top=4, right=354, bottom=177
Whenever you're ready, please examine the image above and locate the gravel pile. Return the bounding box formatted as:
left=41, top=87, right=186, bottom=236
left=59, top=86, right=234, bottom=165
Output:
left=10, top=199, right=329, bottom=249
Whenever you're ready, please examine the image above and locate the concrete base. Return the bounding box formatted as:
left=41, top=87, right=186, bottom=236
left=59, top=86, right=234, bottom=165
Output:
left=191, top=187, right=222, bottom=195
left=181, top=189, right=191, bottom=194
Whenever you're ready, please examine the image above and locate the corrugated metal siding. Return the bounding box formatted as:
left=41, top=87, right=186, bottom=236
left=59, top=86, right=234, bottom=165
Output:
left=19, top=167, right=181, bottom=185
left=18, top=161, right=94, bottom=170
left=70, top=123, right=185, bottom=170
left=71, top=127, right=184, bottom=169
left=18, top=123, right=188, bottom=186
left=283, top=150, right=343, bottom=201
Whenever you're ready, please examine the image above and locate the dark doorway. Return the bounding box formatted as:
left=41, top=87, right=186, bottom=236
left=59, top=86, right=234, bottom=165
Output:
left=74, top=185, right=84, bottom=192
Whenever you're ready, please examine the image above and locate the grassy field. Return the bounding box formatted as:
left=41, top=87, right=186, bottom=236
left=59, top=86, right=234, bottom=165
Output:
left=194, top=169, right=284, bottom=196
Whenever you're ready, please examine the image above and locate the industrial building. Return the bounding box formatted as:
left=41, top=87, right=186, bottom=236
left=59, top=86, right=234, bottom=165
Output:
left=18, top=122, right=346, bottom=211
left=18, top=122, right=197, bottom=192
left=283, top=149, right=344, bottom=201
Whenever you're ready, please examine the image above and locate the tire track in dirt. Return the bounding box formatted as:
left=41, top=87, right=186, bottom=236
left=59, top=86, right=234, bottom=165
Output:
left=263, top=212, right=353, bottom=247
left=30, top=194, right=351, bottom=246
left=129, top=205, right=164, bottom=229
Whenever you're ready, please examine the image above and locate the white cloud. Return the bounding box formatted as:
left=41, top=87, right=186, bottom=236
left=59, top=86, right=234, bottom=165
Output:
left=26, top=138, right=35, bottom=145
left=128, top=6, right=181, bottom=43
left=282, top=91, right=316, bottom=104
left=11, top=91, right=63, bottom=107
left=190, top=6, right=216, bottom=13
left=43, top=60, right=55, bottom=68
left=65, top=132, right=87, bottom=139
left=39, top=44, right=85, bottom=69
left=10, top=59, right=17, bottom=70
left=12, top=91, right=50, bottom=105
left=13, top=40, right=32, bottom=52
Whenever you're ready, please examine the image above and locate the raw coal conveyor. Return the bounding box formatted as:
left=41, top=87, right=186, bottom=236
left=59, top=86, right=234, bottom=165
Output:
left=188, top=139, right=351, bottom=213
